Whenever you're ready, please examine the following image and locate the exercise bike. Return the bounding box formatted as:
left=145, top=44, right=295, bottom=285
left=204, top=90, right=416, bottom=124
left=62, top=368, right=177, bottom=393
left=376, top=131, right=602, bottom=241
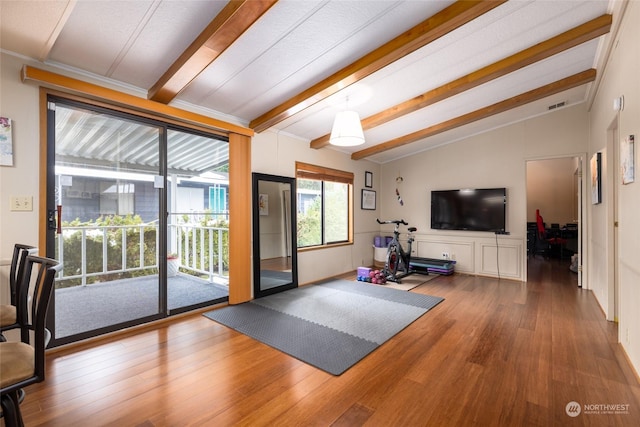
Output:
left=377, top=219, right=421, bottom=283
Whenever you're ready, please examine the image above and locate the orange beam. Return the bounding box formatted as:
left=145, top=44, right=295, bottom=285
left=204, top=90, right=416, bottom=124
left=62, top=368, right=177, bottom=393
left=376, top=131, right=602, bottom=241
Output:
left=311, top=14, right=611, bottom=149
left=351, top=69, right=597, bottom=160
left=250, top=0, right=507, bottom=133
left=148, top=0, right=278, bottom=104
left=22, top=65, right=253, bottom=137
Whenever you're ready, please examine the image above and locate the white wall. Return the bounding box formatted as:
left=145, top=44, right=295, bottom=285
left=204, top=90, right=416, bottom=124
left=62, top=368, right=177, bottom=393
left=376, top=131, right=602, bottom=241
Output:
left=587, top=0, right=640, bottom=375
left=252, top=131, right=380, bottom=285
left=0, top=54, right=42, bottom=304
left=379, top=104, right=589, bottom=281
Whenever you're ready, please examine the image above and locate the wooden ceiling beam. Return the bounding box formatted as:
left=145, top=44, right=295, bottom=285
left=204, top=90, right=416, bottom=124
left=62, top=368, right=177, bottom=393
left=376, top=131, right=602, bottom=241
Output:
left=249, top=0, right=507, bottom=133
left=148, top=0, right=277, bottom=104
left=22, top=65, right=253, bottom=137
left=350, top=69, right=596, bottom=160
left=311, top=14, right=611, bottom=149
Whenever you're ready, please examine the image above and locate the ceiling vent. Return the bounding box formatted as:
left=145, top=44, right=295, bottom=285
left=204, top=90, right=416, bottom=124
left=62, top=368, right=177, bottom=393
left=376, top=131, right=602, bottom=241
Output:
left=548, top=101, right=567, bottom=110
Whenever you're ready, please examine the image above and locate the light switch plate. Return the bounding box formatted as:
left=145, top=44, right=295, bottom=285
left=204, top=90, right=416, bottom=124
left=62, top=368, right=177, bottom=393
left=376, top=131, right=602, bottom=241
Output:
left=10, top=196, right=33, bottom=211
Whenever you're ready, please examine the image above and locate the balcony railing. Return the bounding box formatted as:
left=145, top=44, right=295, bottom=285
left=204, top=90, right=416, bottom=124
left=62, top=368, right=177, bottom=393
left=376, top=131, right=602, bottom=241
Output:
left=56, top=223, right=229, bottom=286
left=170, top=223, right=228, bottom=282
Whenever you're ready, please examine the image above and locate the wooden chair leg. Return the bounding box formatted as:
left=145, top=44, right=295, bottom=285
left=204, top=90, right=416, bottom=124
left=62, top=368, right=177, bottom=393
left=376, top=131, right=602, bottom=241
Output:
left=1, top=391, right=25, bottom=427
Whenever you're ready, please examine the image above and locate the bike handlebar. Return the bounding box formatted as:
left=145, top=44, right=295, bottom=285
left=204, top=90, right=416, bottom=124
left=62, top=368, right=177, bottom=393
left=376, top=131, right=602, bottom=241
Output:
left=377, top=219, right=408, bottom=225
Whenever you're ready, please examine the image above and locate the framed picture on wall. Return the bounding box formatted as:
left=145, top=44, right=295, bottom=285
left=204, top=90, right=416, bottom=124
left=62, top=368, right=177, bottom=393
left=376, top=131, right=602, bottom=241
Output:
left=590, top=152, right=601, bottom=204
left=258, top=193, right=269, bottom=215
left=0, top=117, right=13, bottom=166
left=365, top=171, right=373, bottom=188
left=361, top=189, right=376, bottom=210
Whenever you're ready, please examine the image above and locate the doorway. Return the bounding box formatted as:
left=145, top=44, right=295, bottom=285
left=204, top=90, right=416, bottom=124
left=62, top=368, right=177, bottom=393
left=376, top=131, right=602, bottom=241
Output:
left=606, top=119, right=620, bottom=322
left=526, top=156, right=583, bottom=286
left=45, top=96, right=230, bottom=346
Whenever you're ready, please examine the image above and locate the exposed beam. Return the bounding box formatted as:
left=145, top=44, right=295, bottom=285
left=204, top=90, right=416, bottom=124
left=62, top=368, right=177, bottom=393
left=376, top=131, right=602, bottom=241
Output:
left=311, top=14, right=611, bottom=149
left=250, top=0, right=507, bottom=133
left=351, top=69, right=596, bottom=160
left=148, top=0, right=278, bottom=104
left=22, top=65, right=254, bottom=137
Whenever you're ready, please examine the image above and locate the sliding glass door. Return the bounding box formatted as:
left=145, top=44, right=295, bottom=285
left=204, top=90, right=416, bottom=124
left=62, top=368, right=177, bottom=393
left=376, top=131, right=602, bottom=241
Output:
left=47, top=100, right=164, bottom=345
left=45, top=97, right=229, bottom=346
left=166, top=129, right=230, bottom=312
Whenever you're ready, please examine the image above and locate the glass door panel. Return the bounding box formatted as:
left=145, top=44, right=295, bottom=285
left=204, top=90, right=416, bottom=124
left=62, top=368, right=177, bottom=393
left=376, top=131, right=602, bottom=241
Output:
left=166, top=129, right=229, bottom=312
left=49, top=101, right=163, bottom=344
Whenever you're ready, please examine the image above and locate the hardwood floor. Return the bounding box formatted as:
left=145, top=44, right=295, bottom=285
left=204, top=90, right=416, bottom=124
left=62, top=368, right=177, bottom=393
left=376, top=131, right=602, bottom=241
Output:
left=260, top=256, right=292, bottom=272
left=15, top=258, right=640, bottom=426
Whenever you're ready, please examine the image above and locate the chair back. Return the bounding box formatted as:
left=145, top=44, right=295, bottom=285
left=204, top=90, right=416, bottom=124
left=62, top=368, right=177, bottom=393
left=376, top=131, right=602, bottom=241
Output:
left=8, top=244, right=37, bottom=306
left=18, top=256, right=61, bottom=376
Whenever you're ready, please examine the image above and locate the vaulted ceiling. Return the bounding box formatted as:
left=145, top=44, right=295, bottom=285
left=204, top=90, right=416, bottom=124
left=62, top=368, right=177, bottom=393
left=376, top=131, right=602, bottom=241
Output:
left=0, top=0, right=620, bottom=164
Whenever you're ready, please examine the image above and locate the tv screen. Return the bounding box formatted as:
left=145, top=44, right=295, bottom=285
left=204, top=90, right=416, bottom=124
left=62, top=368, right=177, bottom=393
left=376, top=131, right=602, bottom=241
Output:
left=431, top=188, right=506, bottom=232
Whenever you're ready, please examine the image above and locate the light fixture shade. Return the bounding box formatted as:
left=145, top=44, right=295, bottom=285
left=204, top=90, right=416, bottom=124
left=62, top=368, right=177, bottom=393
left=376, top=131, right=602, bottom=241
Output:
left=329, top=110, right=365, bottom=147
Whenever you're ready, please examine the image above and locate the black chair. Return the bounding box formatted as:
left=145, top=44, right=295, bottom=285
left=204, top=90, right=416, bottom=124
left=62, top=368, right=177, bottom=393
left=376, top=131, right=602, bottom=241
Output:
left=546, top=225, right=568, bottom=259
left=526, top=222, right=538, bottom=256
left=0, top=244, right=37, bottom=342
left=533, top=210, right=550, bottom=258
left=0, top=256, right=61, bottom=427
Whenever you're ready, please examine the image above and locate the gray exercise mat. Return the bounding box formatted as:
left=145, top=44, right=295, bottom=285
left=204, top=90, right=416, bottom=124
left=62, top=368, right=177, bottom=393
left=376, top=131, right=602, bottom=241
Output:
left=204, top=279, right=443, bottom=375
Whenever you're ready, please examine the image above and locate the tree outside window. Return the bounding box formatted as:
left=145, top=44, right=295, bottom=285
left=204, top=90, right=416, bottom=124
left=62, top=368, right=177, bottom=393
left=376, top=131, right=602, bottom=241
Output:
left=296, top=162, right=353, bottom=248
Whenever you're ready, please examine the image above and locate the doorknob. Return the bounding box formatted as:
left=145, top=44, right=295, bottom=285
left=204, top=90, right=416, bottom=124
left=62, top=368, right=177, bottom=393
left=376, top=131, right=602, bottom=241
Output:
left=47, top=209, right=56, bottom=230
left=47, top=205, right=62, bottom=233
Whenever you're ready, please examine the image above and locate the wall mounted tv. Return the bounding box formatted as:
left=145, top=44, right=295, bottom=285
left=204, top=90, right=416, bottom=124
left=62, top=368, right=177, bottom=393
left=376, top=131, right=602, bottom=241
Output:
left=431, top=188, right=507, bottom=232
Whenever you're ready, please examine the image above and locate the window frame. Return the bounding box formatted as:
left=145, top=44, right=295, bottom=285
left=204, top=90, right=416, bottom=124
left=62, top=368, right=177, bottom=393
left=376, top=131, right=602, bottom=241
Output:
left=295, top=162, right=354, bottom=250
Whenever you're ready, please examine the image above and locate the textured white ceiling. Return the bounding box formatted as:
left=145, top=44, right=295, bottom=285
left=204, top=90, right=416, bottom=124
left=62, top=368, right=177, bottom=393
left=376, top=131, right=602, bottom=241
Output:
left=0, top=0, right=615, bottom=163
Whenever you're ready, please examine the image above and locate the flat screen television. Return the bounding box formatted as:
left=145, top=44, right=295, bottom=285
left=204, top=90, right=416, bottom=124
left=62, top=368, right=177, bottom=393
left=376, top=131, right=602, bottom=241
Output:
left=431, top=188, right=507, bottom=232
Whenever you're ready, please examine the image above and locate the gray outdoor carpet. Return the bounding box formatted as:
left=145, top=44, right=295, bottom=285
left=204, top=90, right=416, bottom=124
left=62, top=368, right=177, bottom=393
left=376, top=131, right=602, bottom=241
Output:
left=203, top=278, right=443, bottom=375
left=56, top=274, right=228, bottom=338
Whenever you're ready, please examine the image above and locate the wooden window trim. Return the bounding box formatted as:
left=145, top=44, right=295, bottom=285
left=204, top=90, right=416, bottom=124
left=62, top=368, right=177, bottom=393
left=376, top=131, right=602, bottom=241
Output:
left=295, top=161, right=354, bottom=184
left=23, top=65, right=252, bottom=137
left=296, top=162, right=354, bottom=248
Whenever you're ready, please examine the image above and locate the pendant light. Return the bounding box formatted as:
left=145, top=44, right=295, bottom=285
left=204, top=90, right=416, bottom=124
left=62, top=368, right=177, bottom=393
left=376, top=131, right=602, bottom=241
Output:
left=329, top=97, right=365, bottom=146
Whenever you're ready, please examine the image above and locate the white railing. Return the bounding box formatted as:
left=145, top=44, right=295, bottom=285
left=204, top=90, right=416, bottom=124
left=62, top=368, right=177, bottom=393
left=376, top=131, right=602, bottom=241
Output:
left=169, top=223, right=228, bottom=282
left=56, top=223, right=228, bottom=285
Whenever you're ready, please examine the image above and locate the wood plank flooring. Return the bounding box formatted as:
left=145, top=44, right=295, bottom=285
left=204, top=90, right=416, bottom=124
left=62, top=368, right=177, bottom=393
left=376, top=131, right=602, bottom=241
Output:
left=15, top=258, right=640, bottom=426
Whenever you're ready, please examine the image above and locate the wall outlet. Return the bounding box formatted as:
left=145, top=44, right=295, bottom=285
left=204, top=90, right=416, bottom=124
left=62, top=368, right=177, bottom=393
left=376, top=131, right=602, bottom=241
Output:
left=10, top=196, right=33, bottom=211
left=442, top=252, right=449, bottom=259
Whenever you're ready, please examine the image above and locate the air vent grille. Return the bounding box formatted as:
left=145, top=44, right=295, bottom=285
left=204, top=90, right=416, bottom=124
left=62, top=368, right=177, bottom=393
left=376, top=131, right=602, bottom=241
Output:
left=548, top=101, right=567, bottom=110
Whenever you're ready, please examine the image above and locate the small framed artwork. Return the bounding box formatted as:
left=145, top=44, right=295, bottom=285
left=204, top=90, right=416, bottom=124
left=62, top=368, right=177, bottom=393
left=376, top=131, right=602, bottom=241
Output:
left=590, top=152, right=602, bottom=204
left=365, top=171, right=373, bottom=188
left=0, top=117, right=13, bottom=166
left=361, top=189, right=376, bottom=210
left=258, top=194, right=269, bottom=215
left=621, top=134, right=634, bottom=184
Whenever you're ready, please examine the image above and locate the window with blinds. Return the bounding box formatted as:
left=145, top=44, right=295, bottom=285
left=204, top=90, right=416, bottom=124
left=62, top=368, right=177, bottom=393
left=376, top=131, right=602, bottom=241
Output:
left=295, top=162, right=353, bottom=248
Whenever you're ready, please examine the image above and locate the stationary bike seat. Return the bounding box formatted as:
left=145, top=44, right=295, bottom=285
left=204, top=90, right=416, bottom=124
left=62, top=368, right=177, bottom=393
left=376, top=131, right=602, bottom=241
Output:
left=408, top=227, right=417, bottom=232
